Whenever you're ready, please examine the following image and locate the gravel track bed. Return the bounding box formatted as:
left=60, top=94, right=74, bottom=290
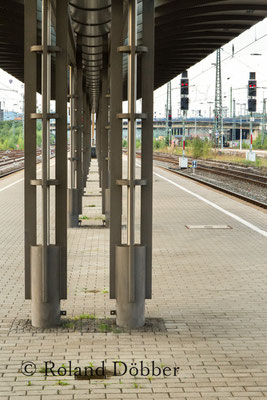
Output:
left=153, top=159, right=267, bottom=205
left=179, top=168, right=267, bottom=204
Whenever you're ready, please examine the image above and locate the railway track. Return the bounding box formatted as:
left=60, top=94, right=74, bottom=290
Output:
left=133, top=150, right=267, bottom=209
left=0, top=150, right=45, bottom=178
left=165, top=166, right=267, bottom=210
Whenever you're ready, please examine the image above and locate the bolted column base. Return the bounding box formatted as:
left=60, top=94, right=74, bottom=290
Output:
left=115, top=244, right=146, bottom=329
left=31, top=245, right=61, bottom=328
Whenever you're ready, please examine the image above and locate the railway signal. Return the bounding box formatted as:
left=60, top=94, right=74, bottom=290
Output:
left=179, top=71, right=189, bottom=168
left=181, top=97, right=189, bottom=111
left=168, top=113, right=172, bottom=127
left=181, top=78, right=189, bottom=95
left=248, top=80, right=257, bottom=97
left=248, top=98, right=256, bottom=112
left=247, top=72, right=256, bottom=162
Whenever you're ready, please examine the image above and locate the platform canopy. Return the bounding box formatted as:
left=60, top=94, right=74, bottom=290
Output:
left=1, top=0, right=267, bottom=110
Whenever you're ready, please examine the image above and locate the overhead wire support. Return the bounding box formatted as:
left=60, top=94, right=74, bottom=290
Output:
left=213, top=48, right=223, bottom=148
left=166, top=81, right=172, bottom=146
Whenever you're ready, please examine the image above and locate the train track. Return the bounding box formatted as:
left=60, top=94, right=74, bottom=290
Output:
left=0, top=150, right=46, bottom=178
left=150, top=153, right=267, bottom=186
left=164, top=166, right=267, bottom=210
left=133, top=150, right=267, bottom=209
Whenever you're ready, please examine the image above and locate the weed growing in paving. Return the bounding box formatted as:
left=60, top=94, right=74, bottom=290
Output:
left=79, top=313, right=96, bottom=320
left=56, top=380, right=69, bottom=386
left=27, top=381, right=32, bottom=386
left=62, top=321, right=75, bottom=329
left=98, top=323, right=112, bottom=333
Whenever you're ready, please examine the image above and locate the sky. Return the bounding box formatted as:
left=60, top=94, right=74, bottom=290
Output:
left=1, top=17, right=267, bottom=118
left=153, top=17, right=267, bottom=119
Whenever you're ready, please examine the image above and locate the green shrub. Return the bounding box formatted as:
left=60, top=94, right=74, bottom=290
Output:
left=191, top=137, right=203, bottom=158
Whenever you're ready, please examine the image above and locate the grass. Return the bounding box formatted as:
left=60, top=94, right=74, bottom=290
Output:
left=102, top=289, right=109, bottom=294
left=56, top=380, right=69, bottom=386
left=80, top=215, right=89, bottom=220
left=78, top=313, right=96, bottom=320
left=62, top=322, right=75, bottom=329
left=98, top=323, right=112, bottom=333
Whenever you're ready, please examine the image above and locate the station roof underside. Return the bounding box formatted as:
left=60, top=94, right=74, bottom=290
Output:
left=1, top=0, right=267, bottom=110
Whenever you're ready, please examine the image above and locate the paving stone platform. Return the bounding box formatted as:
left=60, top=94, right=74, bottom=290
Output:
left=0, top=159, right=267, bottom=399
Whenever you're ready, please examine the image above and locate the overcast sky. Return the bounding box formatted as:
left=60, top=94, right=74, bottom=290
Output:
left=1, top=17, right=267, bottom=118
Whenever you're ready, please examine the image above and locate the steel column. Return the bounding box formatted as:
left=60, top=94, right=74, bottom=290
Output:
left=115, top=0, right=150, bottom=328
left=68, top=65, right=79, bottom=228
left=25, top=0, right=69, bottom=327
left=76, top=50, right=83, bottom=214
left=127, top=0, right=137, bottom=304
left=100, top=62, right=108, bottom=215
left=55, top=0, right=68, bottom=299
left=96, top=106, right=101, bottom=187
left=40, top=0, right=51, bottom=303
left=83, top=91, right=88, bottom=188
left=24, top=0, right=37, bottom=299
left=141, top=0, right=154, bottom=299
left=110, top=0, right=123, bottom=299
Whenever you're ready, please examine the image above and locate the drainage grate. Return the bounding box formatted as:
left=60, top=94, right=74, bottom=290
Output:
left=185, top=225, right=232, bottom=229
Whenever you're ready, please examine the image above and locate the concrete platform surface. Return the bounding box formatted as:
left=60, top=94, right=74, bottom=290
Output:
left=0, top=159, right=266, bottom=399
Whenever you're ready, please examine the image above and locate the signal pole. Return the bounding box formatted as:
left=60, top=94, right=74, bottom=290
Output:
left=179, top=71, right=189, bottom=168
left=214, top=49, right=223, bottom=148
left=166, top=81, right=172, bottom=146
left=247, top=72, right=256, bottom=161
left=232, top=98, right=236, bottom=144
left=261, top=98, right=266, bottom=145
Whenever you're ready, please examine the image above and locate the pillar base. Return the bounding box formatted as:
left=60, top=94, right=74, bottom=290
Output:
left=115, top=245, right=146, bottom=329
left=31, top=245, right=61, bottom=328
left=68, top=188, right=79, bottom=227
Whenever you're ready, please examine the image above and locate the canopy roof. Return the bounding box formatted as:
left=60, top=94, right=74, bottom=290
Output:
left=1, top=0, right=267, bottom=110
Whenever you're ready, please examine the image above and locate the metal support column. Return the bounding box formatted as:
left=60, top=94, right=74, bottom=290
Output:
left=87, top=98, right=92, bottom=169
left=83, top=91, right=88, bottom=188
left=115, top=0, right=150, bottom=328
left=141, top=0, right=154, bottom=299
left=24, top=0, right=37, bottom=299
left=55, top=0, right=68, bottom=299
left=25, top=0, right=68, bottom=327
left=100, top=63, right=109, bottom=216
left=96, top=106, right=102, bottom=187
left=68, top=65, right=79, bottom=227
left=76, top=50, right=83, bottom=214
left=110, top=0, right=123, bottom=299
